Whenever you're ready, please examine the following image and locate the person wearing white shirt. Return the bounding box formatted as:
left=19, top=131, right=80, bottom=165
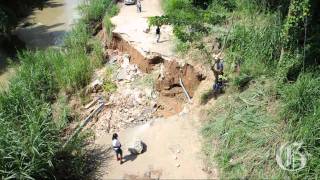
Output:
left=112, top=133, right=123, bottom=164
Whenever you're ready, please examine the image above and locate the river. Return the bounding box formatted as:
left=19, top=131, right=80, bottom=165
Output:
left=0, top=0, right=81, bottom=89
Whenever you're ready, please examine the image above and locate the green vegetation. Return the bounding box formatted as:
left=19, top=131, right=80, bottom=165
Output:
left=0, top=0, right=119, bottom=178
left=161, top=0, right=320, bottom=178
left=102, top=1, right=119, bottom=40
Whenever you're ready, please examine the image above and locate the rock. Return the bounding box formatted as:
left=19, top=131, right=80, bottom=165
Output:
left=128, top=139, right=145, bottom=154
left=117, top=69, right=129, bottom=81
left=176, top=163, right=180, bottom=168
left=109, top=56, right=118, bottom=64
left=89, top=79, right=103, bottom=93
left=176, top=149, right=181, bottom=154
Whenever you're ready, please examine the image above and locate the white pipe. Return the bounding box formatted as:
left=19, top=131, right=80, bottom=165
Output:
left=179, top=78, right=192, bottom=103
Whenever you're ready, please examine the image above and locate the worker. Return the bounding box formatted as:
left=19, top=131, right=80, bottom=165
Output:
left=112, top=133, right=123, bottom=164
left=211, top=57, right=224, bottom=82
left=213, top=75, right=225, bottom=99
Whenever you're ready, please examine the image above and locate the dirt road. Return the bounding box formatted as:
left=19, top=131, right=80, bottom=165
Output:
left=96, top=109, right=210, bottom=179
left=93, top=0, right=218, bottom=179
left=111, top=0, right=175, bottom=58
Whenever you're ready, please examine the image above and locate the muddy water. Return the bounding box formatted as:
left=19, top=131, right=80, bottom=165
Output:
left=15, top=0, right=81, bottom=48
left=0, top=0, right=80, bottom=89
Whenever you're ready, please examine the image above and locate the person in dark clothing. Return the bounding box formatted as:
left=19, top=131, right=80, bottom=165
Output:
left=156, top=26, right=160, bottom=43
left=112, top=133, right=123, bottom=164
left=137, top=0, right=142, bottom=12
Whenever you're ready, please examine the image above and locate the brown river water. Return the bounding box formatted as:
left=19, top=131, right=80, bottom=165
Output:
left=0, top=0, right=80, bottom=89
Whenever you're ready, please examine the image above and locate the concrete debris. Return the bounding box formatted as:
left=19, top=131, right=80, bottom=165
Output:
left=87, top=53, right=160, bottom=137
left=117, top=54, right=140, bottom=82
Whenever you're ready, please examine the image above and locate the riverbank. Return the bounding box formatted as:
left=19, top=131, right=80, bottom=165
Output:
left=0, top=0, right=118, bottom=178
left=0, top=0, right=81, bottom=90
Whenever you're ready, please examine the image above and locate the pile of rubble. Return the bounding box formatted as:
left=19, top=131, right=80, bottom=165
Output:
left=86, top=53, right=159, bottom=137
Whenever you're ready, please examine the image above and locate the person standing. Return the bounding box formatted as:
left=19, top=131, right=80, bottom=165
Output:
left=156, top=26, right=160, bottom=43
left=112, top=133, right=123, bottom=164
left=137, top=0, right=142, bottom=13
left=211, top=57, right=224, bottom=82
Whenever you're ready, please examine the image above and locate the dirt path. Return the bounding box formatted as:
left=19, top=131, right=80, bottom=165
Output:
left=92, top=0, right=218, bottom=179
left=96, top=107, right=210, bottom=179
left=111, top=0, right=175, bottom=58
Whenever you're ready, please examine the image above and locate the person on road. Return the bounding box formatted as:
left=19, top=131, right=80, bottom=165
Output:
left=156, top=26, right=160, bottom=43
left=211, top=57, right=224, bottom=82
left=137, top=0, right=142, bottom=13
left=112, top=133, right=123, bottom=164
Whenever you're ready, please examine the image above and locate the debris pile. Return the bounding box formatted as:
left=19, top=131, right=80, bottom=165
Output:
left=86, top=53, right=159, bottom=137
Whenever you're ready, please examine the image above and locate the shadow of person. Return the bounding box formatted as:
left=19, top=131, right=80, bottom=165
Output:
left=122, top=142, right=147, bottom=164
left=122, top=153, right=138, bottom=163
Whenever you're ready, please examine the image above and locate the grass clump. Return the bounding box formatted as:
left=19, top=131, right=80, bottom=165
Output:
left=279, top=73, right=320, bottom=178
left=102, top=2, right=119, bottom=40
left=79, top=0, right=114, bottom=23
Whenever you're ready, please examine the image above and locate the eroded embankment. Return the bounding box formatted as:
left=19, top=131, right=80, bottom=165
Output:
left=78, top=28, right=207, bottom=136
left=100, top=31, right=206, bottom=98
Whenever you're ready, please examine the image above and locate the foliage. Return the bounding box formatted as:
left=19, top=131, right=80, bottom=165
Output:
left=281, top=0, right=310, bottom=50
left=64, top=21, right=91, bottom=50
left=280, top=73, right=320, bottom=178
left=79, top=0, right=114, bottom=24
left=102, top=2, right=119, bottom=40
left=202, top=80, right=284, bottom=178
left=197, top=0, right=320, bottom=178
left=0, top=0, right=116, bottom=178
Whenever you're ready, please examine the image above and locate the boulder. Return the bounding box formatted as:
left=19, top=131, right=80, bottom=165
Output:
left=128, top=139, right=145, bottom=154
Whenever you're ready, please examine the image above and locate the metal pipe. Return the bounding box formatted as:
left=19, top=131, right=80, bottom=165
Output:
left=179, top=78, right=192, bottom=103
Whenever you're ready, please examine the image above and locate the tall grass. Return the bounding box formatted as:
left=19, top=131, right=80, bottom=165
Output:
left=202, top=79, right=285, bottom=178
left=280, top=73, right=320, bottom=178
left=0, top=0, right=117, bottom=178
left=79, top=0, right=114, bottom=23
